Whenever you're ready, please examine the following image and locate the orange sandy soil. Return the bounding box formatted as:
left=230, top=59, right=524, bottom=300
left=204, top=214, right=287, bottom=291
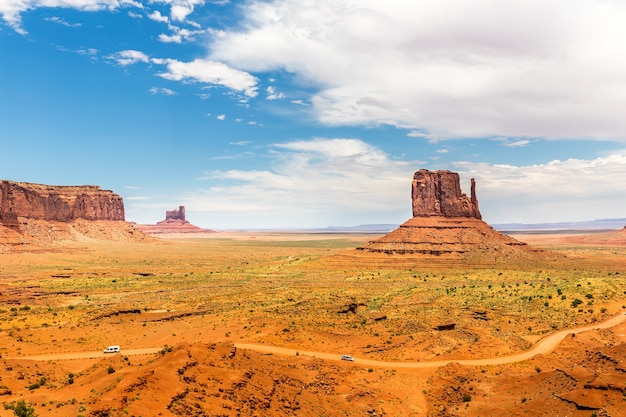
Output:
left=0, top=222, right=625, bottom=416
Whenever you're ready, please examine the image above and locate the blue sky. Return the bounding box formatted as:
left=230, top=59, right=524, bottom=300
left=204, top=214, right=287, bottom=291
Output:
left=2, top=0, right=626, bottom=229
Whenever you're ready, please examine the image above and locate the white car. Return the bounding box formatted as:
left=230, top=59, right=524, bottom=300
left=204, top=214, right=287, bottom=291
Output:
left=103, top=345, right=120, bottom=354
left=341, top=354, right=355, bottom=362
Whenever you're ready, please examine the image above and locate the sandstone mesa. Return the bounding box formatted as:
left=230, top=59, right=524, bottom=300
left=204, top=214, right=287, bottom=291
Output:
left=0, top=180, right=147, bottom=250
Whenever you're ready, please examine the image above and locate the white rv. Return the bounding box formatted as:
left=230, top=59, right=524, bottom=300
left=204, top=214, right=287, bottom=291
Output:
left=103, top=345, right=120, bottom=353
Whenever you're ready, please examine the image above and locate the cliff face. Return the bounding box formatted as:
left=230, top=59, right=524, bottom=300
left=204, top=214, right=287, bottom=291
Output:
left=0, top=180, right=125, bottom=225
left=411, top=169, right=481, bottom=219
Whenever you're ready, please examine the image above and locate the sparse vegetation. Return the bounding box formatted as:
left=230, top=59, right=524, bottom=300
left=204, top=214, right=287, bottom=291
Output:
left=1, top=230, right=625, bottom=416
left=11, top=400, right=37, bottom=417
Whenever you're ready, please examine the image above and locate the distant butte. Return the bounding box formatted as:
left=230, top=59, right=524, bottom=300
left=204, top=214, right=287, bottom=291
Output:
left=358, top=170, right=542, bottom=262
left=136, top=206, right=215, bottom=235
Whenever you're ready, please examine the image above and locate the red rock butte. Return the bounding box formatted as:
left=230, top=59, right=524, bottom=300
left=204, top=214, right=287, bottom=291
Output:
left=0, top=180, right=124, bottom=227
left=358, top=170, right=539, bottom=262
left=136, top=206, right=215, bottom=234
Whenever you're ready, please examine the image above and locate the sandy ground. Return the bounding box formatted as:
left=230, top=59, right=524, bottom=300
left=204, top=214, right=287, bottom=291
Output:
left=0, top=224, right=625, bottom=416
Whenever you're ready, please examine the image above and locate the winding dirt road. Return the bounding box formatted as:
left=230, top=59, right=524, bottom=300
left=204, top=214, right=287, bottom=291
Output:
left=7, top=312, right=626, bottom=368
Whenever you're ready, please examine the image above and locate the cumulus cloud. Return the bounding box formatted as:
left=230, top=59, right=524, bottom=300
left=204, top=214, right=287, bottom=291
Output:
left=155, top=58, right=258, bottom=97
left=148, top=10, right=169, bottom=23
left=266, top=86, right=285, bottom=100
left=1, top=0, right=141, bottom=34
left=455, top=152, right=626, bottom=223
left=165, top=140, right=626, bottom=229
left=107, top=50, right=258, bottom=97
left=208, top=0, right=626, bottom=141
left=108, top=49, right=150, bottom=66
left=186, top=138, right=419, bottom=228
left=157, top=25, right=204, bottom=43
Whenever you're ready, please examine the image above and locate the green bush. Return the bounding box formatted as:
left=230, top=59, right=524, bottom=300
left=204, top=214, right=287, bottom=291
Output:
left=571, top=298, right=583, bottom=308
left=13, top=400, right=37, bottom=417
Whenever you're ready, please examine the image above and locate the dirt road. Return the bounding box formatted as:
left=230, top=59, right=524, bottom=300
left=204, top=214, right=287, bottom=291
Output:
left=7, top=312, right=625, bottom=368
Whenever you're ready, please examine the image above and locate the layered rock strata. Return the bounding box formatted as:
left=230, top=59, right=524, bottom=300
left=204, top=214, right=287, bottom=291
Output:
left=0, top=180, right=125, bottom=226
left=412, top=169, right=481, bottom=219
left=359, top=170, right=533, bottom=259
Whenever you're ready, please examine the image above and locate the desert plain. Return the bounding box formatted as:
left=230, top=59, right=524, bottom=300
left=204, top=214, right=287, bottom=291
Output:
left=0, top=222, right=625, bottom=417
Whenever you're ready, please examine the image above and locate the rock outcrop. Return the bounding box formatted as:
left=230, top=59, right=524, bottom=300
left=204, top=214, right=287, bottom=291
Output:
left=0, top=181, right=152, bottom=251
left=136, top=206, right=215, bottom=235
left=166, top=206, right=186, bottom=222
left=358, top=169, right=540, bottom=262
left=412, top=169, right=481, bottom=219
left=0, top=180, right=124, bottom=226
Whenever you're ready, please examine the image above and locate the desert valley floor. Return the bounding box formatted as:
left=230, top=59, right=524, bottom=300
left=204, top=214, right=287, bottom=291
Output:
left=1, top=224, right=626, bottom=417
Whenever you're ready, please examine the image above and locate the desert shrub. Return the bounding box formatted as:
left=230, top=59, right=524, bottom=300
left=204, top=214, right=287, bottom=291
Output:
left=461, top=394, right=471, bottom=402
left=13, top=400, right=37, bottom=417
left=107, top=366, right=115, bottom=374
left=585, top=293, right=593, bottom=299
left=26, top=377, right=46, bottom=390
left=571, top=298, right=583, bottom=308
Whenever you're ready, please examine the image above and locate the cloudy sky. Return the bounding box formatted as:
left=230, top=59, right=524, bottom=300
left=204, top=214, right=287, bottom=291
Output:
left=2, top=0, right=626, bottom=229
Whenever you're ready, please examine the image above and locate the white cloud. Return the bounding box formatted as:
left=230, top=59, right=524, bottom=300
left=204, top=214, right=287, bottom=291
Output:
left=155, top=58, right=258, bottom=97
left=148, top=10, right=169, bottom=23
left=208, top=0, right=626, bottom=141
left=455, top=152, right=626, bottom=223
left=1, top=0, right=142, bottom=34
left=216, top=114, right=226, bottom=120
left=148, top=0, right=205, bottom=22
left=186, top=138, right=419, bottom=228
left=266, top=85, right=285, bottom=100
left=149, top=87, right=177, bottom=95
left=172, top=142, right=626, bottom=229
left=158, top=24, right=205, bottom=43
left=108, top=49, right=150, bottom=66
left=45, top=16, right=81, bottom=27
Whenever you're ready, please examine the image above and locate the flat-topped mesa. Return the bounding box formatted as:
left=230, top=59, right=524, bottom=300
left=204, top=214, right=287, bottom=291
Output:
left=0, top=180, right=125, bottom=226
left=412, top=169, right=481, bottom=219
